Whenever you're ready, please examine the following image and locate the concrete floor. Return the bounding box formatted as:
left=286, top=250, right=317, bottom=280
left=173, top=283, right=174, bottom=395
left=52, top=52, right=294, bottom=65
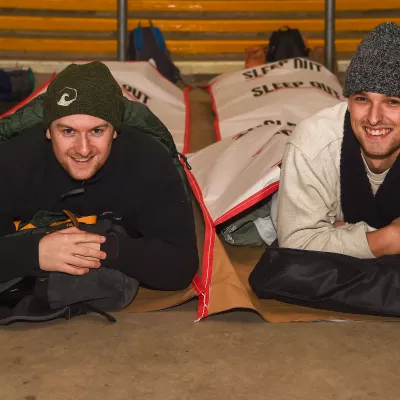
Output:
left=2, top=75, right=400, bottom=400
left=2, top=301, right=400, bottom=400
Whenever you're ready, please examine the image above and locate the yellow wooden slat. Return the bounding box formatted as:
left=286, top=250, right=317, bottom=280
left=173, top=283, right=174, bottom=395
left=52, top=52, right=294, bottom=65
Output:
left=0, top=37, right=362, bottom=54
left=129, top=0, right=400, bottom=12
left=0, top=38, right=116, bottom=53
left=168, top=39, right=362, bottom=53
left=2, top=16, right=400, bottom=32
left=1, top=0, right=399, bottom=12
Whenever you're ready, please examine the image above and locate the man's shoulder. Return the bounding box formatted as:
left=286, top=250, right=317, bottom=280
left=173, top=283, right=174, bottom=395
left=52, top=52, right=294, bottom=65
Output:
left=111, top=126, right=181, bottom=192
left=0, top=124, right=47, bottom=169
left=288, top=102, right=347, bottom=160
left=112, top=126, right=178, bottom=182
left=115, top=125, right=174, bottom=161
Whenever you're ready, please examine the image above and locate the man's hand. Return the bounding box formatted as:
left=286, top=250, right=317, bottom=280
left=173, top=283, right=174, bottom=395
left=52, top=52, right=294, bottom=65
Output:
left=367, top=217, right=400, bottom=257
left=39, top=227, right=107, bottom=275
left=334, top=221, right=345, bottom=228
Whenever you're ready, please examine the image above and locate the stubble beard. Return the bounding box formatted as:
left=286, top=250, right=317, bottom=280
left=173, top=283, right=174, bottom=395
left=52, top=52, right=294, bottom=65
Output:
left=61, top=156, right=101, bottom=181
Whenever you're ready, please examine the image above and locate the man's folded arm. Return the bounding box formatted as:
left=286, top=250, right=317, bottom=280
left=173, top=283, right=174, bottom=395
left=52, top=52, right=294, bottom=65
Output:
left=109, top=232, right=199, bottom=291
left=0, top=225, right=47, bottom=282
left=107, top=157, right=199, bottom=291
left=277, top=143, right=375, bottom=258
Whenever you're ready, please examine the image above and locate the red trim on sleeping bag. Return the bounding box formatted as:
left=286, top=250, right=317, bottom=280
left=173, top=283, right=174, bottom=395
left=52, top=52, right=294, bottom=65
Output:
left=214, top=181, right=280, bottom=226
left=183, top=156, right=280, bottom=320
left=182, top=160, right=214, bottom=320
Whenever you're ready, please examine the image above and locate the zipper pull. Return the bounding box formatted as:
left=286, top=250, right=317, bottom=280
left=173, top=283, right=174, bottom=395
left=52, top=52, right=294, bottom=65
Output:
left=60, top=188, right=85, bottom=201
left=178, top=152, right=192, bottom=170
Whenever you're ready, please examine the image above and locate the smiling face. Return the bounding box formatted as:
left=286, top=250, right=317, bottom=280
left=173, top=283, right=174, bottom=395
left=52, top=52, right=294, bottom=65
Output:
left=46, top=115, right=117, bottom=181
left=348, top=92, right=400, bottom=173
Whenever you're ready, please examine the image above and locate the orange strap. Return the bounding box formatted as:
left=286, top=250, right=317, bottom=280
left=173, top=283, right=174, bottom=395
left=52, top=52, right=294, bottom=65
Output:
left=14, top=215, right=97, bottom=232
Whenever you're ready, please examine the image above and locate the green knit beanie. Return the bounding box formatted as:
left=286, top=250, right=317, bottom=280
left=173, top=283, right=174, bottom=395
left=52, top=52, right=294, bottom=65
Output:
left=43, top=61, right=124, bottom=131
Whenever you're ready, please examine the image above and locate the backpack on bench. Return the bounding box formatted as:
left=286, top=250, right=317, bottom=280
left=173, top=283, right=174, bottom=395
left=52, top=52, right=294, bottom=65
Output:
left=266, top=26, right=310, bottom=62
left=128, top=21, right=181, bottom=84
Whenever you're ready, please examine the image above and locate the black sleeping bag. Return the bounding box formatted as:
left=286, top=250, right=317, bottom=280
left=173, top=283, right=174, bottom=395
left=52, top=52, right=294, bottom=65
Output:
left=249, top=247, right=400, bottom=317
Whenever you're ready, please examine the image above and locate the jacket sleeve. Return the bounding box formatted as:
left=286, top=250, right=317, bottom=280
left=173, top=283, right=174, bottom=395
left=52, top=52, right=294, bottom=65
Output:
left=0, top=177, right=46, bottom=282
left=0, top=96, right=44, bottom=143
left=277, top=142, right=375, bottom=258
left=107, top=144, right=199, bottom=291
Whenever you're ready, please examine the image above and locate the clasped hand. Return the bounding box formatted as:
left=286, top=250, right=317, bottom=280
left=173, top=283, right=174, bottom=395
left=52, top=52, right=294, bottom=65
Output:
left=39, top=227, right=107, bottom=275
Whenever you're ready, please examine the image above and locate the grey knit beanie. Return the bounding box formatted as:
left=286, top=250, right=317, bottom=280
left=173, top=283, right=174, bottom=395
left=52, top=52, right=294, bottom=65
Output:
left=343, top=22, right=400, bottom=98
left=43, top=61, right=124, bottom=130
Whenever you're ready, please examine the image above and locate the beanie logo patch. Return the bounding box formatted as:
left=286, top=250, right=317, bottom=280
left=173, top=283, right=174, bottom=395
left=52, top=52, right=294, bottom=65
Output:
left=57, top=87, right=78, bottom=107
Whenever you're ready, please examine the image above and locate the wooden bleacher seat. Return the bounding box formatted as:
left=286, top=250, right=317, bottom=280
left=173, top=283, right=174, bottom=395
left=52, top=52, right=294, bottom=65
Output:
left=0, top=0, right=398, bottom=60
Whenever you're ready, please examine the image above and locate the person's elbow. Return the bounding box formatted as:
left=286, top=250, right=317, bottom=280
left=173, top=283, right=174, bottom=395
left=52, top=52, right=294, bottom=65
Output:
left=280, top=236, right=312, bottom=251
left=279, top=224, right=340, bottom=254
left=162, top=247, right=199, bottom=291
left=278, top=223, right=321, bottom=251
left=278, top=232, right=307, bottom=250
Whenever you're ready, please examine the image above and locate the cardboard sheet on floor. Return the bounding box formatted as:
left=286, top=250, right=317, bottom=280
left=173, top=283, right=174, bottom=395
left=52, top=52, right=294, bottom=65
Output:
left=1, top=61, right=190, bottom=153
left=206, top=235, right=396, bottom=322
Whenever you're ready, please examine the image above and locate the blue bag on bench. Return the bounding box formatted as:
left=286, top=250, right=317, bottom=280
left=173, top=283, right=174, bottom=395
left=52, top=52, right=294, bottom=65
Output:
left=128, top=21, right=181, bottom=84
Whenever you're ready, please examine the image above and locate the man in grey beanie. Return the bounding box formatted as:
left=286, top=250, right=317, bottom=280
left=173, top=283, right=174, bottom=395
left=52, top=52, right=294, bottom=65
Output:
left=277, top=22, right=400, bottom=258
left=0, top=61, right=198, bottom=291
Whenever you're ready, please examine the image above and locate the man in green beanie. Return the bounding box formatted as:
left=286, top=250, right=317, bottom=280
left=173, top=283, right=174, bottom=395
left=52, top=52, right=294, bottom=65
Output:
left=0, top=61, right=198, bottom=289
left=277, top=22, right=400, bottom=258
